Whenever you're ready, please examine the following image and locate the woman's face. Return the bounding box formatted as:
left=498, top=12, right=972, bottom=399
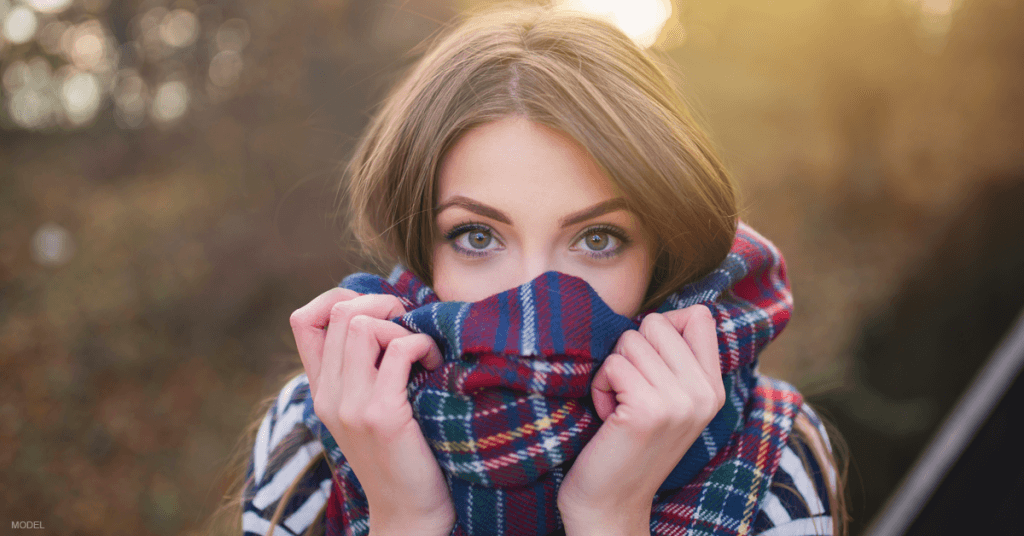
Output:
left=432, top=116, right=654, bottom=317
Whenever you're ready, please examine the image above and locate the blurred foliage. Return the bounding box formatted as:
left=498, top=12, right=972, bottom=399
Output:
left=1, top=0, right=1022, bottom=534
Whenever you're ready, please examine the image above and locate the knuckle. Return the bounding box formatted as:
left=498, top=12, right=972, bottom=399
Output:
left=336, top=288, right=359, bottom=301
left=638, top=319, right=654, bottom=340
left=337, top=404, right=365, bottom=429
left=604, top=353, right=628, bottom=374
left=693, top=304, right=715, bottom=323
left=330, top=301, right=351, bottom=323
left=289, top=308, right=306, bottom=329
left=410, top=333, right=434, bottom=350
left=670, top=397, right=695, bottom=423
left=618, top=329, right=642, bottom=351
left=313, top=397, right=332, bottom=423
left=695, top=385, right=723, bottom=416
left=384, top=294, right=406, bottom=310
left=692, top=391, right=714, bottom=415
left=347, top=314, right=373, bottom=334
left=389, top=335, right=415, bottom=353
left=363, top=404, right=403, bottom=439
left=714, top=385, right=727, bottom=408
left=638, top=313, right=665, bottom=335
left=363, top=405, right=391, bottom=431
left=662, top=409, right=686, bottom=429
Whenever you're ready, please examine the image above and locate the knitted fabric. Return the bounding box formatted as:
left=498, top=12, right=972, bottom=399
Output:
left=303, top=221, right=803, bottom=536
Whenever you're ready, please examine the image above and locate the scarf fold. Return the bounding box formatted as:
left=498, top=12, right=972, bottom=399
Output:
left=303, top=221, right=803, bottom=536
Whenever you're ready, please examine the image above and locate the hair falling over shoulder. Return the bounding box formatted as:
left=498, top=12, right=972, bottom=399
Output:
left=791, top=409, right=852, bottom=536
left=212, top=3, right=848, bottom=535
left=202, top=367, right=329, bottom=536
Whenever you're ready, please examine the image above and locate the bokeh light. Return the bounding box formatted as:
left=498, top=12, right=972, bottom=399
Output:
left=554, top=0, right=672, bottom=48
left=209, top=50, right=242, bottom=87
left=3, top=5, right=38, bottom=44
left=138, top=6, right=170, bottom=61
left=4, top=57, right=61, bottom=129
left=31, top=223, right=75, bottom=266
left=151, top=80, right=188, bottom=123
left=67, top=21, right=111, bottom=72
left=26, top=0, right=73, bottom=15
left=1, top=0, right=248, bottom=132
left=904, top=0, right=963, bottom=37
left=8, top=88, right=55, bottom=129
left=158, top=9, right=198, bottom=49
left=113, top=69, right=148, bottom=128
left=38, top=20, right=68, bottom=55
left=60, top=70, right=102, bottom=125
left=215, top=18, right=250, bottom=52
left=918, top=0, right=958, bottom=15
left=80, top=0, right=110, bottom=14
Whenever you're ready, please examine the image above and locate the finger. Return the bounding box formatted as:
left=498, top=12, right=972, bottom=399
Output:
left=663, top=305, right=721, bottom=379
left=612, top=329, right=672, bottom=389
left=637, top=313, right=703, bottom=383
left=374, top=334, right=444, bottom=399
left=591, top=353, right=653, bottom=421
left=290, top=288, right=361, bottom=396
left=341, top=316, right=412, bottom=397
left=319, top=294, right=413, bottom=397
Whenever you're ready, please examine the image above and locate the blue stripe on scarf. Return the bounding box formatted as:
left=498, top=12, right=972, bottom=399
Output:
left=496, top=290, right=510, bottom=354
left=547, top=273, right=564, bottom=356
left=320, top=221, right=803, bottom=536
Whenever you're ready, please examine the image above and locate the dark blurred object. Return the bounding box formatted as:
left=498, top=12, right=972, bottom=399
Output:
left=810, top=177, right=1024, bottom=534
left=866, top=309, right=1024, bottom=535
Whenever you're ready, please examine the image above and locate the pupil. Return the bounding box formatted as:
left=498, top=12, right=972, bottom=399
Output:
left=469, top=231, right=491, bottom=249
left=587, top=233, right=608, bottom=250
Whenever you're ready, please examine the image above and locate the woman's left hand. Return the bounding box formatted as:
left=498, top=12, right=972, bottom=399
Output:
left=556, top=305, right=726, bottom=536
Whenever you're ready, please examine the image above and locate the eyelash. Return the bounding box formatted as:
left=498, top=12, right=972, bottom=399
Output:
left=442, top=221, right=632, bottom=260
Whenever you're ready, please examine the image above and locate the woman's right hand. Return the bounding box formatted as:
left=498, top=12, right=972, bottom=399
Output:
left=290, top=289, right=455, bottom=536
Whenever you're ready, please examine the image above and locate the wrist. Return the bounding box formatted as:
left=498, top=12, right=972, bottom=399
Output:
left=369, top=522, right=452, bottom=536
left=558, top=499, right=652, bottom=536
left=369, top=509, right=454, bottom=536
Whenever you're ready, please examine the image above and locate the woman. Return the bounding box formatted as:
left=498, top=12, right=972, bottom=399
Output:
left=217, top=4, right=846, bottom=535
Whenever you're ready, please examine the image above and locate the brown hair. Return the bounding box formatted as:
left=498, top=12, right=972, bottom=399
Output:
left=345, top=2, right=736, bottom=313
left=206, top=3, right=845, bottom=535
left=790, top=408, right=851, bottom=535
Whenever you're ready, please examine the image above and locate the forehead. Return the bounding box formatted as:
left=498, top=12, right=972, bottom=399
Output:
left=437, top=116, right=619, bottom=207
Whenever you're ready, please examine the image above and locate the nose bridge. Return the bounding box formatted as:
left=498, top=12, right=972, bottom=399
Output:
left=520, top=240, right=559, bottom=284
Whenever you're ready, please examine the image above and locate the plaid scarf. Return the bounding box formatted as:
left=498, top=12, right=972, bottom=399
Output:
left=304, top=222, right=802, bottom=536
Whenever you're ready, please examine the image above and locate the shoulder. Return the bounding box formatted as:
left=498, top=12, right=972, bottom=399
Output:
left=751, top=402, right=836, bottom=536
left=242, top=373, right=333, bottom=536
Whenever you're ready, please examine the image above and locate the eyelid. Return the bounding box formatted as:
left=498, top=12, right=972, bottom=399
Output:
left=574, top=224, right=632, bottom=245
left=443, top=221, right=502, bottom=243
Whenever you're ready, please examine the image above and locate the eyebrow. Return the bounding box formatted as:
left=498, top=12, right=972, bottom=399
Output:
left=435, top=195, right=629, bottom=228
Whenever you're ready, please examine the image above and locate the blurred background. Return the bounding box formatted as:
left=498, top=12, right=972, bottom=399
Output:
left=1, top=0, right=1022, bottom=533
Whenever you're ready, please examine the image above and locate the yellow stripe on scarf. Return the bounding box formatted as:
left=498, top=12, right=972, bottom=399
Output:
left=431, top=405, right=573, bottom=453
